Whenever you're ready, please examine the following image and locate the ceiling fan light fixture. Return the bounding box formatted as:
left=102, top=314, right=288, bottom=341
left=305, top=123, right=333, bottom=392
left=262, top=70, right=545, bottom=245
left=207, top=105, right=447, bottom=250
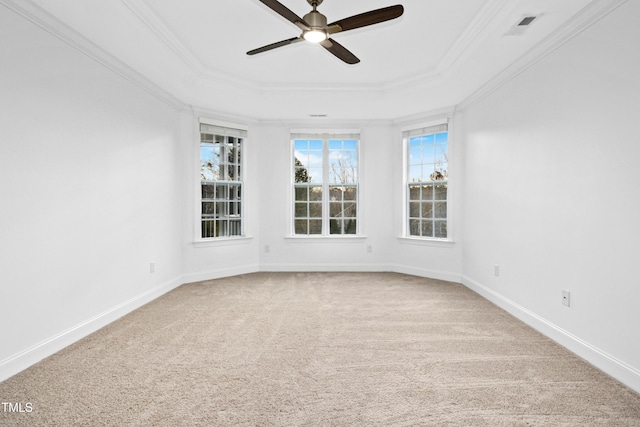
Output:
left=303, top=29, right=327, bottom=43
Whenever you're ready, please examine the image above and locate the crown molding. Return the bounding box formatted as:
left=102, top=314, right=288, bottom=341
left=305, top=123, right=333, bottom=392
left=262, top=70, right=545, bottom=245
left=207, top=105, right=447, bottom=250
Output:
left=1, top=0, right=186, bottom=110
left=373, top=0, right=511, bottom=94
left=121, top=0, right=262, bottom=92
left=457, top=0, right=629, bottom=112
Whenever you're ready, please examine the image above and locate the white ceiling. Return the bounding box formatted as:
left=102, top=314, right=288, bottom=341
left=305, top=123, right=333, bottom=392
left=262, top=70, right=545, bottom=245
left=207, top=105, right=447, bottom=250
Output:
left=14, top=0, right=603, bottom=120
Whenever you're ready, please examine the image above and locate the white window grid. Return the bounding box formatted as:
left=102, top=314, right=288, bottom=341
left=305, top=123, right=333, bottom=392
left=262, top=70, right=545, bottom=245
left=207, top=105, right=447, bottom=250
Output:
left=200, top=129, right=243, bottom=239
left=405, top=127, right=448, bottom=239
left=293, top=136, right=359, bottom=236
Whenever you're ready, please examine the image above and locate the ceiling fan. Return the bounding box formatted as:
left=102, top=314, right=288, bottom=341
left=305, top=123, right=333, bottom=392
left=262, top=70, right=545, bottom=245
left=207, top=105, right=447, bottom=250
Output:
left=247, top=0, right=404, bottom=64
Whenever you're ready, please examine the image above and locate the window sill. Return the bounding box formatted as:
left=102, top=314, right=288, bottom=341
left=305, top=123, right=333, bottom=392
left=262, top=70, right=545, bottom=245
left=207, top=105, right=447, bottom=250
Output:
left=193, top=236, right=253, bottom=248
left=284, top=235, right=368, bottom=243
left=397, top=236, right=455, bottom=247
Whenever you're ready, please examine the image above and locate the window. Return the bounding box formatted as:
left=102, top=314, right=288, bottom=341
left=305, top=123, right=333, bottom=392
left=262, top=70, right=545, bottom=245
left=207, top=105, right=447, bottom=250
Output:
left=405, top=123, right=448, bottom=239
left=199, top=122, right=245, bottom=239
left=293, top=133, right=359, bottom=236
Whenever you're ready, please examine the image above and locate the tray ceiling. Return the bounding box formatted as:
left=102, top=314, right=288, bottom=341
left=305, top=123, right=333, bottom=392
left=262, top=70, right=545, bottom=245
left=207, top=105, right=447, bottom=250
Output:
left=6, top=0, right=614, bottom=120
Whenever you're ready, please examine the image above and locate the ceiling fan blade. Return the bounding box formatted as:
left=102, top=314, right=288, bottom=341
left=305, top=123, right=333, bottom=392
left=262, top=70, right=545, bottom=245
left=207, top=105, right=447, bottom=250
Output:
left=258, top=0, right=309, bottom=29
left=327, top=5, right=404, bottom=34
left=247, top=37, right=302, bottom=56
left=320, top=38, right=360, bottom=64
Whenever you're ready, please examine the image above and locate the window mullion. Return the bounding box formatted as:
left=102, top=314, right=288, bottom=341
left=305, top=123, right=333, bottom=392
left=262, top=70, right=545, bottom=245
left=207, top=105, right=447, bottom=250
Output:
left=322, top=139, right=329, bottom=236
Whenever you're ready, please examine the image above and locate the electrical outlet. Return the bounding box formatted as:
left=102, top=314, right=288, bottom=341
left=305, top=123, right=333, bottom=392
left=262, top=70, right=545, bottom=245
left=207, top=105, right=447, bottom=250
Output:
left=367, top=245, right=373, bottom=253
left=265, top=245, right=270, bottom=253
left=562, top=290, right=570, bottom=307
left=494, top=265, right=500, bottom=277
left=150, top=262, right=155, bottom=274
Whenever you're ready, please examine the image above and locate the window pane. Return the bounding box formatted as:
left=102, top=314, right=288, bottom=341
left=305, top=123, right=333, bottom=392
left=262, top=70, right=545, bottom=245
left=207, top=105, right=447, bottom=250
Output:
left=409, top=185, right=421, bottom=200
left=295, top=203, right=308, bottom=218
left=344, top=219, right=357, bottom=234
left=343, top=202, right=357, bottom=217
left=294, top=140, right=308, bottom=150
left=308, top=167, right=323, bottom=183
left=295, top=166, right=312, bottom=183
left=409, top=146, right=422, bottom=165
left=309, top=202, right=322, bottom=218
left=309, top=140, right=323, bottom=150
left=309, top=220, right=322, bottom=234
left=309, top=186, right=322, bottom=201
left=202, top=219, right=215, bottom=238
left=434, top=220, right=447, bottom=238
left=409, top=165, right=422, bottom=182
left=422, top=146, right=435, bottom=164
left=422, top=202, right=434, bottom=218
left=435, top=132, right=448, bottom=143
left=229, top=220, right=241, bottom=236
left=329, top=140, right=342, bottom=150
left=421, top=184, right=434, bottom=201
left=329, top=219, right=341, bottom=234
left=343, top=187, right=357, bottom=201
left=330, top=202, right=342, bottom=217
left=434, top=183, right=447, bottom=200
left=202, top=184, right=215, bottom=199
left=409, top=137, right=422, bottom=147
left=295, top=220, right=308, bottom=234
left=409, top=219, right=421, bottom=236
left=421, top=220, right=434, bottom=237
left=409, top=202, right=420, bottom=218
left=295, top=187, right=308, bottom=201
left=344, top=140, right=357, bottom=150
left=229, top=202, right=240, bottom=216
left=308, top=151, right=323, bottom=168
left=202, top=202, right=215, bottom=216
left=421, top=134, right=435, bottom=145
left=329, top=187, right=343, bottom=201
left=434, top=202, right=447, bottom=219
left=436, top=145, right=448, bottom=164
left=215, top=202, right=226, bottom=216
left=215, top=184, right=228, bottom=200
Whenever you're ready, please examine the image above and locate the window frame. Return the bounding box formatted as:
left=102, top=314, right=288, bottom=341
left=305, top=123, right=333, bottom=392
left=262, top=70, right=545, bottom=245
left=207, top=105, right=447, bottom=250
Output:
left=402, top=120, right=452, bottom=242
left=291, top=131, right=361, bottom=238
left=196, top=118, right=248, bottom=242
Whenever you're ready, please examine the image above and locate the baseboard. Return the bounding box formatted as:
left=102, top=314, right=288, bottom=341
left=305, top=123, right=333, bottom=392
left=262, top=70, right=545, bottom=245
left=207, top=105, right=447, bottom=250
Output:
left=259, top=263, right=394, bottom=272
left=391, top=264, right=462, bottom=284
left=461, top=274, right=640, bottom=394
left=181, top=264, right=260, bottom=284
left=0, top=276, right=183, bottom=383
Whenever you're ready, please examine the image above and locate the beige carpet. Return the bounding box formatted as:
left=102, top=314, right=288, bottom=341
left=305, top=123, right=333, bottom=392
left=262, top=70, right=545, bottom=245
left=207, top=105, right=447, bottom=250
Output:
left=1, top=272, right=639, bottom=426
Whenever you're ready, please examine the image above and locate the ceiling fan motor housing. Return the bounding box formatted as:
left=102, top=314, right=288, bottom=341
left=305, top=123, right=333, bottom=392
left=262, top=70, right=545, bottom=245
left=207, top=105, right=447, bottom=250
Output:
left=303, top=10, right=327, bottom=28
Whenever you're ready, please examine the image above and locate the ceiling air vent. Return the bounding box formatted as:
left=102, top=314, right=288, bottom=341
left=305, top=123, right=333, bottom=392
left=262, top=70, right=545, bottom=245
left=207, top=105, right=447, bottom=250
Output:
left=518, top=16, right=537, bottom=26
left=506, top=15, right=539, bottom=36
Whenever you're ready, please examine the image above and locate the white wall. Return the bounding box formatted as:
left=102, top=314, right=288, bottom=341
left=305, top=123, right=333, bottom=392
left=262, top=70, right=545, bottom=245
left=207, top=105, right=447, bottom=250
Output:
left=0, top=9, right=183, bottom=380
left=457, top=0, right=640, bottom=391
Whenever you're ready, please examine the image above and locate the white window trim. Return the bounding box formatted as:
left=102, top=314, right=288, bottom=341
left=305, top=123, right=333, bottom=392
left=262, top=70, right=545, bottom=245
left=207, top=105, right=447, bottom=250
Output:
left=289, top=129, right=362, bottom=238
left=194, top=117, right=251, bottom=243
left=401, top=118, right=454, bottom=243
